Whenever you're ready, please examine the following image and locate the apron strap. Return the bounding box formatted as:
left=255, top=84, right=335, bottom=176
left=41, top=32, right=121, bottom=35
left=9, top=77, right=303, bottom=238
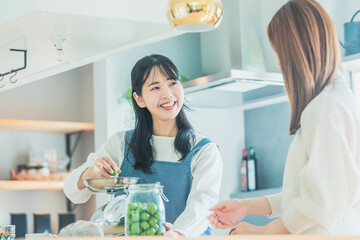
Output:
left=124, top=130, right=218, bottom=165
left=181, top=137, right=215, bottom=164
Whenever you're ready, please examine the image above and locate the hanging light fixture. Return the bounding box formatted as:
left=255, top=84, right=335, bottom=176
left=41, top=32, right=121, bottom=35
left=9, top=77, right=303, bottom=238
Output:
left=51, top=36, right=69, bottom=62
left=167, top=0, right=223, bottom=32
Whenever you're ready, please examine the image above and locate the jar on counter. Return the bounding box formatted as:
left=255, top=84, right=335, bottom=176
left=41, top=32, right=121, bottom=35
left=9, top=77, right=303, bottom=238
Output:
left=125, top=182, right=168, bottom=236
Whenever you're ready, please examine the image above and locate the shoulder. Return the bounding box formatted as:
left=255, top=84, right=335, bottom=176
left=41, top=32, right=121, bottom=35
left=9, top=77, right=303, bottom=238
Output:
left=193, top=131, right=219, bottom=153
left=106, top=131, right=128, bottom=146
left=301, top=74, right=355, bottom=130
left=191, top=132, right=222, bottom=169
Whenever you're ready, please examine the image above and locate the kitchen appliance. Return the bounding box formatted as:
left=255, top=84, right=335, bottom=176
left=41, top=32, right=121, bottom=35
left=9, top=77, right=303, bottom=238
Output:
left=83, top=177, right=140, bottom=236
left=344, top=10, right=360, bottom=56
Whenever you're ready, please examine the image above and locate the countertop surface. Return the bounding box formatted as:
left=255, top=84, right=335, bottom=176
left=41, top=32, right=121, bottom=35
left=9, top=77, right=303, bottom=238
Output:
left=17, top=235, right=360, bottom=240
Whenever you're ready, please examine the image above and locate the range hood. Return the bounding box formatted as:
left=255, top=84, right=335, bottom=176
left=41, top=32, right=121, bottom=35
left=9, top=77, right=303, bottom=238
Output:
left=183, top=0, right=285, bottom=94
left=183, top=70, right=283, bottom=94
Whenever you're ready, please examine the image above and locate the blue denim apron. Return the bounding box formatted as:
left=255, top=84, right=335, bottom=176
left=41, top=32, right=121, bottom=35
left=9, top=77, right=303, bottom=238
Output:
left=118, top=130, right=213, bottom=236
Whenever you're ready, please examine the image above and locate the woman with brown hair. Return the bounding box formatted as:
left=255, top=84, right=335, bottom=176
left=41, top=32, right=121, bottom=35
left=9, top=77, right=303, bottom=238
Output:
left=208, top=0, right=360, bottom=235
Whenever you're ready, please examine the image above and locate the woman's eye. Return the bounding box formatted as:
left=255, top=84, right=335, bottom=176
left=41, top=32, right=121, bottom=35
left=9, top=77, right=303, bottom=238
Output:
left=170, top=81, right=177, bottom=86
left=151, top=87, right=159, bottom=91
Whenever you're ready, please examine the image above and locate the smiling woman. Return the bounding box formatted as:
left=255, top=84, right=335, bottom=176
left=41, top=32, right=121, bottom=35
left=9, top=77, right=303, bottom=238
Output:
left=64, top=54, right=223, bottom=237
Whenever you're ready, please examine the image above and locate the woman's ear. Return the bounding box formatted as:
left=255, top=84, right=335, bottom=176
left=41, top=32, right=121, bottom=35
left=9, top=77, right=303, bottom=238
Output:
left=133, top=92, right=146, bottom=108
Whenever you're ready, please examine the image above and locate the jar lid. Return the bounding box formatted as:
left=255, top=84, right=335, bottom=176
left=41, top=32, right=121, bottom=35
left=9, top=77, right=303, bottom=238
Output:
left=103, top=195, right=127, bottom=223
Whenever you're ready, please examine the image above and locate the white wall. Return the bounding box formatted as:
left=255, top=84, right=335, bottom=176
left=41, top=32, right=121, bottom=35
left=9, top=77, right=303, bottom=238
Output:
left=0, top=64, right=95, bottom=234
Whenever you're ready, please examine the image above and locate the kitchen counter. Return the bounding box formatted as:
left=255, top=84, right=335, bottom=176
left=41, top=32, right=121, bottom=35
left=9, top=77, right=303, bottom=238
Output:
left=17, top=235, right=360, bottom=240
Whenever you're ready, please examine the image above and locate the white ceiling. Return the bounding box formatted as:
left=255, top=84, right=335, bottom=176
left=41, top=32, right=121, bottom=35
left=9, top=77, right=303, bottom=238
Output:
left=0, top=0, right=182, bottom=92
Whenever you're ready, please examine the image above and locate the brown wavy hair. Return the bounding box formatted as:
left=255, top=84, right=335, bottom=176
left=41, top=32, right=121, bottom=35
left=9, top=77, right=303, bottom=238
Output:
left=267, top=0, right=341, bottom=134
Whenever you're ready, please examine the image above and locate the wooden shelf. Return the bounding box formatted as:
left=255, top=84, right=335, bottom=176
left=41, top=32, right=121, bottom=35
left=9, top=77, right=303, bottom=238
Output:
left=0, top=180, right=64, bottom=191
left=0, top=119, right=94, bottom=134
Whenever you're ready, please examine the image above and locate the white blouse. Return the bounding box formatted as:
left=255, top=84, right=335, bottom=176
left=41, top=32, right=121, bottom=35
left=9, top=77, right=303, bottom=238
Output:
left=266, top=73, right=360, bottom=235
left=64, top=131, right=223, bottom=237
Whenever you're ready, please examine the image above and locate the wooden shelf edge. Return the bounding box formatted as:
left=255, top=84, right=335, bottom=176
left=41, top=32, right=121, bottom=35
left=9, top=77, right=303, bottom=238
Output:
left=0, top=119, right=94, bottom=134
left=0, top=180, right=64, bottom=191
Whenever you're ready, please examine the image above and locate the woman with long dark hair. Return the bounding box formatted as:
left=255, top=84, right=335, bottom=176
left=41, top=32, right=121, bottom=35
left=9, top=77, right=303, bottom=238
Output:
left=208, top=0, right=360, bottom=235
left=64, top=54, right=223, bottom=237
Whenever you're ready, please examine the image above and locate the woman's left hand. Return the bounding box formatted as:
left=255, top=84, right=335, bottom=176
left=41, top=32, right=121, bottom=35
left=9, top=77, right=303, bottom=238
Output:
left=163, top=222, right=184, bottom=237
left=229, top=222, right=265, bottom=235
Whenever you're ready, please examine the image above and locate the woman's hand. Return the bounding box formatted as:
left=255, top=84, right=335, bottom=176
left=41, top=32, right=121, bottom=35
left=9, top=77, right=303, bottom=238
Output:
left=208, top=199, right=248, bottom=230
left=229, top=222, right=265, bottom=235
left=230, top=218, right=290, bottom=235
left=163, top=222, right=184, bottom=237
left=77, top=156, right=120, bottom=189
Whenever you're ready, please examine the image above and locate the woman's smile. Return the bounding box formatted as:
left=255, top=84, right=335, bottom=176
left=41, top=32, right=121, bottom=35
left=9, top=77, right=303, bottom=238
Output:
left=160, top=101, right=177, bottom=110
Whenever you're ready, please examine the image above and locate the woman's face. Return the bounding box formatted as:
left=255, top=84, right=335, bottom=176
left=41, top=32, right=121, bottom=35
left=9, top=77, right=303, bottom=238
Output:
left=133, top=66, right=184, bottom=123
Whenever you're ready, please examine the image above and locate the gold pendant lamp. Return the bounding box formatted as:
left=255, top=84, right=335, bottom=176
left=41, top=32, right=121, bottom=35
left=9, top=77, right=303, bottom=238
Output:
left=167, top=0, right=223, bottom=32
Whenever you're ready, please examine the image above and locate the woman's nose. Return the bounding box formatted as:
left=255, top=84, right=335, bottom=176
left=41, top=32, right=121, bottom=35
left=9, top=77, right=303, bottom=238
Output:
left=161, top=86, right=173, bottom=99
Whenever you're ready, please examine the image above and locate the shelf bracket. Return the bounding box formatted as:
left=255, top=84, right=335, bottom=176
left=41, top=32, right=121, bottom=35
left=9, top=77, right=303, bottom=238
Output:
left=65, top=131, right=83, bottom=171
left=65, top=131, right=83, bottom=212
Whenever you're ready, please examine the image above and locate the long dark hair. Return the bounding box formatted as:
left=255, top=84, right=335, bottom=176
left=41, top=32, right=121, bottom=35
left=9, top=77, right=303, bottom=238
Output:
left=128, top=54, right=195, bottom=173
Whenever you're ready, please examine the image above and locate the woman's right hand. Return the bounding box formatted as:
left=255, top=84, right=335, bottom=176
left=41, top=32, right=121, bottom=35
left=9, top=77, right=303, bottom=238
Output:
left=208, top=199, right=248, bottom=230
left=77, top=156, right=120, bottom=189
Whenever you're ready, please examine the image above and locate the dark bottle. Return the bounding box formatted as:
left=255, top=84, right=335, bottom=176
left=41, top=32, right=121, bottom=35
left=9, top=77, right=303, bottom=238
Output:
left=240, top=148, right=248, bottom=192
left=247, top=147, right=257, bottom=191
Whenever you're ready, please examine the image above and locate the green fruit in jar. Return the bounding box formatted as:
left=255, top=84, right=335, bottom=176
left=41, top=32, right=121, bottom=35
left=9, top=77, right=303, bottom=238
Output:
left=141, top=232, right=146, bottom=235
left=132, top=212, right=140, bottom=222
left=141, top=212, right=150, bottom=221
left=126, top=218, right=132, bottom=225
left=141, top=203, right=148, bottom=211
left=149, top=217, right=158, bottom=226
left=146, top=203, right=157, bottom=215
left=127, top=210, right=135, bottom=218
left=156, top=231, right=162, bottom=235
left=153, top=212, right=160, bottom=220
left=153, top=224, right=159, bottom=232
left=136, top=202, right=143, bottom=212
left=146, top=227, right=156, bottom=236
left=130, top=222, right=141, bottom=234
left=128, top=203, right=137, bottom=210
left=141, top=221, right=150, bottom=230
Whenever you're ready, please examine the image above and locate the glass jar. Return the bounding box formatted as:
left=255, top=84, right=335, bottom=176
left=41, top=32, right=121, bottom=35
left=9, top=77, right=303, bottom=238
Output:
left=125, top=183, right=168, bottom=236
left=27, top=162, right=50, bottom=176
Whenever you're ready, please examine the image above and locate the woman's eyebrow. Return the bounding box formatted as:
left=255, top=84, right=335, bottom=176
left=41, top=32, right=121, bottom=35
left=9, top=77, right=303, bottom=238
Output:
left=148, top=81, right=159, bottom=87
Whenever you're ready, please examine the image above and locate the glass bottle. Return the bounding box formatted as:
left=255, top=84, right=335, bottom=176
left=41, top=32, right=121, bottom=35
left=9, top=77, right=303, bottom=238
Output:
left=247, top=147, right=258, bottom=191
left=241, top=148, right=248, bottom=192
left=125, top=183, right=168, bottom=236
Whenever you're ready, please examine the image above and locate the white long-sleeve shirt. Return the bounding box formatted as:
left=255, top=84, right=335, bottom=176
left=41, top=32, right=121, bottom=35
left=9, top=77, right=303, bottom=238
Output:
left=266, top=73, right=360, bottom=235
left=64, top=131, right=222, bottom=237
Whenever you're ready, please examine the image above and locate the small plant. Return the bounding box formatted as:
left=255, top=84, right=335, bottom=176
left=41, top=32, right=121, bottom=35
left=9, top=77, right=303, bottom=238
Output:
left=180, top=74, right=189, bottom=83
left=124, top=87, right=133, bottom=105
